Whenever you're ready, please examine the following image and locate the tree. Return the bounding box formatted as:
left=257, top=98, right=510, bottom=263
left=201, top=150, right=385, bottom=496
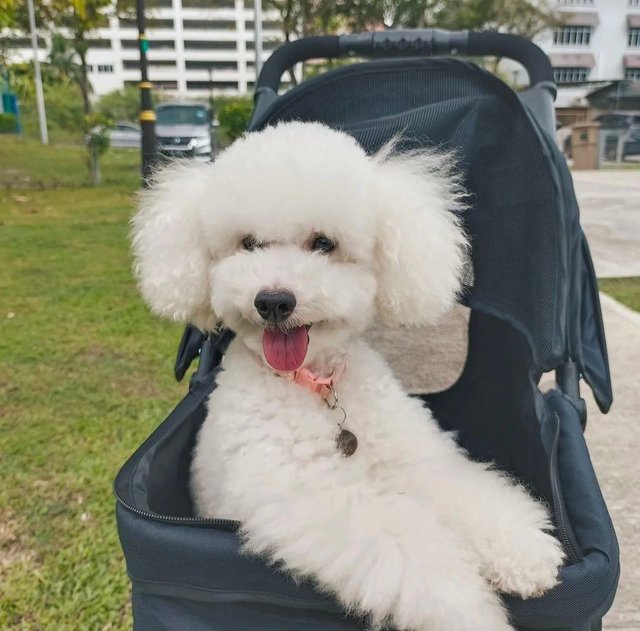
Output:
left=47, top=0, right=114, bottom=115
left=423, top=0, right=559, bottom=39
left=48, top=33, right=85, bottom=92
left=4, top=0, right=135, bottom=115
left=266, top=0, right=558, bottom=41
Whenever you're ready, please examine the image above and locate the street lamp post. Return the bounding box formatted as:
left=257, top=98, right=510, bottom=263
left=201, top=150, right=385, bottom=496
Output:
left=254, top=0, right=263, bottom=80
left=208, top=65, right=214, bottom=111
left=27, top=0, right=48, bottom=145
left=136, top=0, right=157, bottom=185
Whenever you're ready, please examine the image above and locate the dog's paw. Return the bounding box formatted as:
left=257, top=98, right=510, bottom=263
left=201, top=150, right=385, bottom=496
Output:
left=391, top=568, right=513, bottom=631
left=484, top=530, right=565, bottom=599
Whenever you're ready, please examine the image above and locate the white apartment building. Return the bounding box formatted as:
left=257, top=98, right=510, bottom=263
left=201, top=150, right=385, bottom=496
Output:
left=532, top=0, right=640, bottom=107
left=2, top=0, right=284, bottom=98
left=3, top=0, right=640, bottom=104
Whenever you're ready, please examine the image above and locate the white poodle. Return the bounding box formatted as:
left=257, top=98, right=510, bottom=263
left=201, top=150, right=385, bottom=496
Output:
left=132, top=122, right=564, bottom=631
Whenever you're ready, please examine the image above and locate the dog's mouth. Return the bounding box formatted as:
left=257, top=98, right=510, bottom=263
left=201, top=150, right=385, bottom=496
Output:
left=261, top=324, right=311, bottom=371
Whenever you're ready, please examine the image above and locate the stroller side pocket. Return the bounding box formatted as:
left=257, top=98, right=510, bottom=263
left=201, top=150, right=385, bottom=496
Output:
left=505, top=391, right=620, bottom=630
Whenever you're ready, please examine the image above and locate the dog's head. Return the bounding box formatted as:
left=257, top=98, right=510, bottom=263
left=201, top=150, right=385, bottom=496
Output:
left=133, top=122, right=467, bottom=371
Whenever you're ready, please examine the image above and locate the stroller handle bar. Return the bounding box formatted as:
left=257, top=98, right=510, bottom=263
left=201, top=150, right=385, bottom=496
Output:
left=256, top=29, right=556, bottom=95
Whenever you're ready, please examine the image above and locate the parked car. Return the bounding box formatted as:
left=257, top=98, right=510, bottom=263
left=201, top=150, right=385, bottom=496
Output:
left=621, top=125, right=640, bottom=160
left=109, top=121, right=142, bottom=148
left=594, top=111, right=640, bottom=130
left=155, top=101, right=215, bottom=161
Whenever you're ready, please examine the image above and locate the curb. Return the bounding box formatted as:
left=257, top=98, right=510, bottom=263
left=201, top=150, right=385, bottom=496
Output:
left=599, top=292, right=640, bottom=328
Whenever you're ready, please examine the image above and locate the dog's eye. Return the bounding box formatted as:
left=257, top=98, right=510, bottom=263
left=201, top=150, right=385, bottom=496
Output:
left=311, top=235, right=336, bottom=254
left=242, top=235, right=258, bottom=251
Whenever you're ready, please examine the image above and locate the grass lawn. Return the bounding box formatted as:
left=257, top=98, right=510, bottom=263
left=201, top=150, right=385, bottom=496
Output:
left=598, top=277, right=640, bottom=312
left=0, top=137, right=185, bottom=629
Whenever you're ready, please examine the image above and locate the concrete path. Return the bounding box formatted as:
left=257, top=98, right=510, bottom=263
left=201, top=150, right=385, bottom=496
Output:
left=588, top=294, right=640, bottom=630
left=573, top=170, right=640, bottom=278
left=574, top=172, right=638, bottom=630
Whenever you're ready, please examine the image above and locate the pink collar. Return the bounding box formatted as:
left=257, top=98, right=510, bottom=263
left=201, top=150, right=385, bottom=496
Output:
left=277, top=358, right=347, bottom=405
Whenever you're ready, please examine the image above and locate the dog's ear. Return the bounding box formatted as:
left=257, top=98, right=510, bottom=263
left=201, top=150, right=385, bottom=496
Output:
left=373, top=145, right=468, bottom=327
left=132, top=161, right=216, bottom=331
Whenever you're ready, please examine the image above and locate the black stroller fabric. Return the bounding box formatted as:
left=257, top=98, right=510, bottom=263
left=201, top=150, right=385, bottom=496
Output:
left=115, top=57, right=619, bottom=630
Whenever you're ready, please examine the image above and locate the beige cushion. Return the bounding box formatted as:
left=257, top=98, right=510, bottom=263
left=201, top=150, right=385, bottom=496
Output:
left=365, top=304, right=470, bottom=394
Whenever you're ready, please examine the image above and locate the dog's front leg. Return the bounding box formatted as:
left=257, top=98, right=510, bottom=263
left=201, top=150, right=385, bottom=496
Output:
left=416, top=450, right=565, bottom=599
left=239, top=480, right=512, bottom=631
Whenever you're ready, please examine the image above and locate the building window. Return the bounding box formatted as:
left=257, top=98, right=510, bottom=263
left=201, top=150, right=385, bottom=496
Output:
left=120, top=17, right=174, bottom=29
left=2, top=36, right=47, bottom=48
left=246, top=20, right=284, bottom=30
left=246, top=39, right=282, bottom=51
left=182, top=0, right=235, bottom=7
left=557, top=0, right=593, bottom=5
left=629, top=28, right=640, bottom=46
left=122, top=39, right=175, bottom=50
left=124, top=59, right=176, bottom=70
left=185, top=60, right=238, bottom=71
left=184, top=40, right=237, bottom=50
left=553, top=66, right=590, bottom=83
left=553, top=25, right=593, bottom=45
left=88, top=39, right=111, bottom=49
left=630, top=0, right=640, bottom=7
left=186, top=80, right=238, bottom=90
left=626, top=68, right=640, bottom=79
left=97, top=64, right=114, bottom=73
left=183, top=19, right=237, bottom=30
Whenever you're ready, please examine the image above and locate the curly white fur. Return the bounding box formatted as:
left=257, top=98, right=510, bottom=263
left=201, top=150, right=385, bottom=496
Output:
left=132, top=122, right=564, bottom=631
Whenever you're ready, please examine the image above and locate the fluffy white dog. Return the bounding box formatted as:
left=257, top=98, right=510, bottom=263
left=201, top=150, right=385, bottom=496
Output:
left=133, top=122, right=564, bottom=631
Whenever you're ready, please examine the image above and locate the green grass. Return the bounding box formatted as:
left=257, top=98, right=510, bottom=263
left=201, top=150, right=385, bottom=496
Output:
left=599, top=277, right=640, bottom=312
left=602, top=161, right=640, bottom=170
left=0, top=138, right=184, bottom=629
left=0, top=136, right=141, bottom=189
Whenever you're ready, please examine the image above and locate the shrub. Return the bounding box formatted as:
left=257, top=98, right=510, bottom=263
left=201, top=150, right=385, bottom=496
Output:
left=96, top=86, right=143, bottom=123
left=0, top=112, right=18, bottom=133
left=19, top=81, right=85, bottom=140
left=216, top=96, right=253, bottom=143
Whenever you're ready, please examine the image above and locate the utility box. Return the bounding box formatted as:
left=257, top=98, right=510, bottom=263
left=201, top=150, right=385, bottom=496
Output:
left=571, top=121, right=601, bottom=170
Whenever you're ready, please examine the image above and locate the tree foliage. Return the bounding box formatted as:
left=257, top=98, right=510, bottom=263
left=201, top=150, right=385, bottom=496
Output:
left=46, top=0, right=114, bottom=115
left=96, top=85, right=143, bottom=122
left=216, top=96, right=253, bottom=143
left=266, top=0, right=558, bottom=41
left=2, top=0, right=135, bottom=115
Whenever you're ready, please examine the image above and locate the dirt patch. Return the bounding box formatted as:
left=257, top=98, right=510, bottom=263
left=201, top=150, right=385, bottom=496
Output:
left=110, top=375, right=162, bottom=399
left=0, top=508, right=39, bottom=582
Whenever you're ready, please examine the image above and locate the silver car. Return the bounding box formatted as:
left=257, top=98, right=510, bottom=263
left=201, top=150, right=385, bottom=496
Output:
left=109, top=121, right=142, bottom=148
left=155, top=102, right=214, bottom=161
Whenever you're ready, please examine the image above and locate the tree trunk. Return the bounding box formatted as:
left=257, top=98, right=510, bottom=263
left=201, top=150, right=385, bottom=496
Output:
left=89, top=143, right=101, bottom=185
left=76, top=38, right=91, bottom=116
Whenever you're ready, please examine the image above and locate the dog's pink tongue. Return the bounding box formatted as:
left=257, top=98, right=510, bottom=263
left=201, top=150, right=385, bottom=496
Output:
left=262, top=326, right=309, bottom=371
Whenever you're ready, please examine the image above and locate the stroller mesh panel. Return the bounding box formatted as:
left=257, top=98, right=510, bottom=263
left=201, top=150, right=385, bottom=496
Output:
left=259, top=58, right=562, bottom=369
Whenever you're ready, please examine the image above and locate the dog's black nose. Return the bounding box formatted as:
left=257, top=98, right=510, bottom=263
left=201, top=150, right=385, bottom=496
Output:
left=254, top=291, right=296, bottom=323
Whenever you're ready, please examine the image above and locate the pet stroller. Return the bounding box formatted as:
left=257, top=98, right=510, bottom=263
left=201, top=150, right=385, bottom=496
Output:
left=115, top=30, right=619, bottom=630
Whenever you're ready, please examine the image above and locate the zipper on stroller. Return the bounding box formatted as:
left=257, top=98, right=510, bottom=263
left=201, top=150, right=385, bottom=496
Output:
left=114, top=491, right=241, bottom=531
left=548, top=411, right=580, bottom=565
